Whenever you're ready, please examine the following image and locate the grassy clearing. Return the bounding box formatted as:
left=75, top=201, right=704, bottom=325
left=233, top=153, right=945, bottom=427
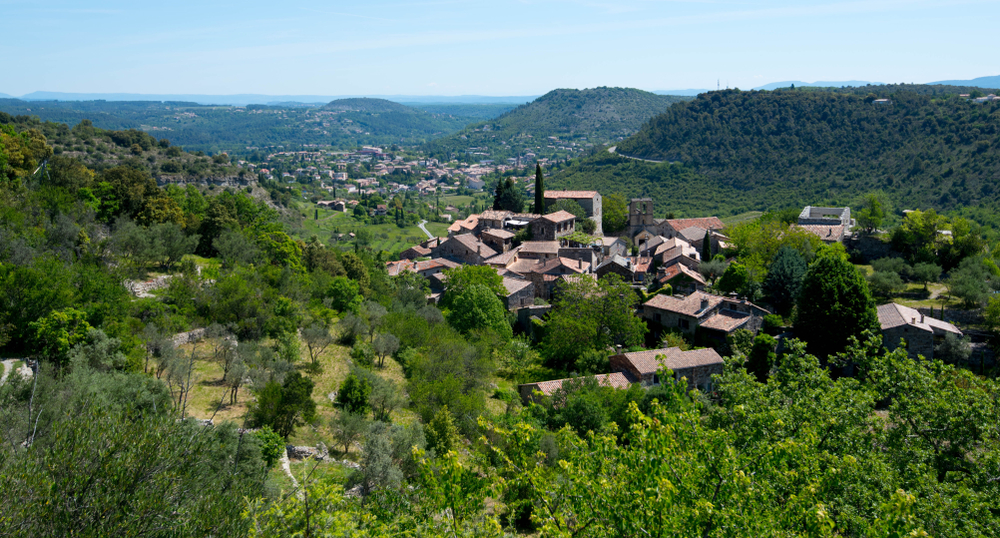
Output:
left=721, top=211, right=763, bottom=226
left=893, top=282, right=962, bottom=310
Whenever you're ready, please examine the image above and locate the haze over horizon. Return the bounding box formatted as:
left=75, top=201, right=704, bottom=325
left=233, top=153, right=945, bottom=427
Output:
left=3, top=0, right=999, bottom=97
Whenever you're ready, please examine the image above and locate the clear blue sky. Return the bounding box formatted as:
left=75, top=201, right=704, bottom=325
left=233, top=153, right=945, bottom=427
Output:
left=2, top=0, right=998, bottom=97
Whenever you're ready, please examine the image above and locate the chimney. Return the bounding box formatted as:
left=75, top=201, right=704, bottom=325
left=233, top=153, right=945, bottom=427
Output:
left=701, top=298, right=709, bottom=310
left=920, top=313, right=925, bottom=323
left=912, top=317, right=916, bottom=324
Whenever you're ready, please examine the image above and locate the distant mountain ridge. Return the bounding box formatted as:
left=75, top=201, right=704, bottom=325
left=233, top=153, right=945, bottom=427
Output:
left=930, top=75, right=1000, bottom=89
left=5, top=91, right=537, bottom=107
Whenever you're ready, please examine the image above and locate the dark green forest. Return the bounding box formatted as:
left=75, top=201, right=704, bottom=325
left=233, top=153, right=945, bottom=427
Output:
left=425, top=87, right=691, bottom=161
left=562, top=85, right=1000, bottom=216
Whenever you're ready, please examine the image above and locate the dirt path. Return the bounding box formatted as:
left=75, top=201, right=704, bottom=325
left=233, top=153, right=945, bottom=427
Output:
left=279, top=447, right=303, bottom=499
left=0, top=359, right=31, bottom=386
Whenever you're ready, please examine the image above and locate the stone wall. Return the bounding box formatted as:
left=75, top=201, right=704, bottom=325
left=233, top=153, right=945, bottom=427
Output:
left=882, top=326, right=935, bottom=360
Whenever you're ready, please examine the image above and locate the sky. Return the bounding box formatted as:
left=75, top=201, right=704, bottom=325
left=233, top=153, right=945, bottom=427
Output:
left=2, top=0, right=999, bottom=97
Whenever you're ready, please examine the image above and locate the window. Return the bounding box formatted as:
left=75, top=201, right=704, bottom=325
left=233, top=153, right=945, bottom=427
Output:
left=679, top=319, right=690, bottom=330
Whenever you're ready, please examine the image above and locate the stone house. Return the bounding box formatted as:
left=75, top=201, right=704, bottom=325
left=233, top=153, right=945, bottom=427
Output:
left=595, top=255, right=635, bottom=281
left=544, top=190, right=603, bottom=235
left=531, top=210, right=576, bottom=241
left=610, top=347, right=724, bottom=392
left=501, top=277, right=535, bottom=310
left=654, top=263, right=706, bottom=294
left=479, top=210, right=512, bottom=230
left=877, top=302, right=962, bottom=360
left=518, top=241, right=561, bottom=260
left=641, top=291, right=770, bottom=341
left=481, top=228, right=515, bottom=254
left=433, top=233, right=497, bottom=265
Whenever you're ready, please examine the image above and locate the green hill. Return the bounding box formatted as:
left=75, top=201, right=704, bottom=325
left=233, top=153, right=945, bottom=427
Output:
left=551, top=85, right=1000, bottom=217
left=323, top=97, right=414, bottom=113
left=0, top=98, right=473, bottom=155
left=425, top=87, right=691, bottom=161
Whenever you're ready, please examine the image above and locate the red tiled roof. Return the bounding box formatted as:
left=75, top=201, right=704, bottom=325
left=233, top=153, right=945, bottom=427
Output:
left=658, top=263, right=707, bottom=285
left=667, top=217, right=725, bottom=232
left=483, top=228, right=515, bottom=239
left=795, top=224, right=845, bottom=243
left=527, top=372, right=632, bottom=396
left=520, top=241, right=561, bottom=254
left=544, top=190, right=599, bottom=199
left=541, top=210, right=576, bottom=223
left=501, top=277, right=533, bottom=295
left=615, top=347, right=723, bottom=376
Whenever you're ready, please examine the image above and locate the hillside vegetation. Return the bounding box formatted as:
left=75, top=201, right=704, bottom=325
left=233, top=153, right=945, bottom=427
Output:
left=0, top=98, right=473, bottom=154
left=426, top=87, right=691, bottom=161
left=554, top=85, right=1000, bottom=216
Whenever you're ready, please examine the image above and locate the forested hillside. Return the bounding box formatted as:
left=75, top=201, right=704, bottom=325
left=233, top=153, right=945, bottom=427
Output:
left=2, top=96, right=1000, bottom=537
left=0, top=98, right=473, bottom=155
left=575, top=85, right=1000, bottom=215
left=425, top=87, right=691, bottom=161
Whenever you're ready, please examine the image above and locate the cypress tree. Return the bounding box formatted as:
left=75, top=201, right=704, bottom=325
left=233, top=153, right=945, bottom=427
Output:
left=534, top=164, right=544, bottom=214
left=701, top=232, right=712, bottom=261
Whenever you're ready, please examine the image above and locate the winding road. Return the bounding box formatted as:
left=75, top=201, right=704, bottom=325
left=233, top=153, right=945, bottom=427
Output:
left=417, top=219, right=434, bottom=240
left=608, top=146, right=667, bottom=163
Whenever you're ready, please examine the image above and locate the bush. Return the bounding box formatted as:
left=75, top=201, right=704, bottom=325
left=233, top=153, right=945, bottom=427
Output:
left=351, top=341, right=375, bottom=368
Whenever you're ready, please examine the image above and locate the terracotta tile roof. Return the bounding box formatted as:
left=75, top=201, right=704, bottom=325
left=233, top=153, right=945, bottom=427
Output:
left=678, top=226, right=707, bottom=242
left=414, top=258, right=461, bottom=272
left=699, top=310, right=751, bottom=332
left=448, top=215, right=479, bottom=234
left=615, top=347, right=724, bottom=376
left=544, top=190, right=599, bottom=199
left=877, top=303, right=962, bottom=336
left=506, top=258, right=543, bottom=275
left=400, top=245, right=431, bottom=259
left=541, top=210, right=576, bottom=223
left=658, top=263, right=707, bottom=285
left=527, top=372, right=632, bottom=396
left=796, top=224, right=845, bottom=243
left=385, top=260, right=415, bottom=276
left=667, top=217, right=725, bottom=232
left=644, top=291, right=722, bottom=317
left=533, top=257, right=590, bottom=275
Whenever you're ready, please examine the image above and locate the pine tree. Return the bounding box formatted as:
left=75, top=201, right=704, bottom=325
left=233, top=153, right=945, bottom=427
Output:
left=492, top=179, right=505, bottom=211
left=534, top=164, right=544, bottom=213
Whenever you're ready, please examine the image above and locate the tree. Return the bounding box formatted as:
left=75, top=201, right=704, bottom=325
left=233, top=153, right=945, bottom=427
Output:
left=867, top=271, right=904, bottom=297
left=541, top=274, right=647, bottom=368
left=150, top=222, right=199, bottom=270
left=762, top=247, right=806, bottom=316
left=946, top=257, right=992, bottom=307
left=247, top=371, right=317, bottom=438
left=332, top=411, right=368, bottom=454
left=359, top=301, right=387, bottom=342
left=425, top=405, right=460, bottom=455
left=373, top=333, right=400, bottom=368
left=795, top=250, right=880, bottom=359
left=254, top=426, right=285, bottom=469
left=446, top=284, right=512, bottom=340
left=746, top=333, right=776, bottom=382
left=324, top=276, right=361, bottom=312
left=602, top=193, right=628, bottom=234
left=301, top=322, right=333, bottom=365
left=440, top=265, right=504, bottom=310
left=337, top=372, right=372, bottom=414
left=67, top=328, right=128, bottom=372
left=29, top=307, right=92, bottom=369
left=534, top=163, right=544, bottom=213
left=935, top=332, right=971, bottom=363
left=855, top=190, right=889, bottom=233
left=492, top=178, right=524, bottom=212
left=716, top=262, right=757, bottom=299
left=912, top=262, right=941, bottom=291
left=213, top=229, right=260, bottom=267
left=359, top=422, right=404, bottom=495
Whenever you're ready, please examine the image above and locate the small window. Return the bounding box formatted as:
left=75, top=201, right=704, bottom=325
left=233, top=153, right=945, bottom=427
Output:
left=679, top=319, right=690, bottom=329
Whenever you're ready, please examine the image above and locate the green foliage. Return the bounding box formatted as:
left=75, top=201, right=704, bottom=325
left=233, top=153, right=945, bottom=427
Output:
left=726, top=328, right=755, bottom=357
left=247, top=371, right=317, bottom=438
left=337, top=372, right=372, bottom=414
left=602, top=192, right=627, bottom=233
left=446, top=284, right=512, bottom=340
left=29, top=307, right=92, bottom=368
left=425, top=405, right=460, bottom=455
left=762, top=246, right=807, bottom=315
left=716, top=262, right=751, bottom=296
left=575, top=349, right=610, bottom=375
left=67, top=328, right=129, bottom=372
left=795, top=250, right=880, bottom=358
left=947, top=256, right=994, bottom=307
left=440, top=264, right=504, bottom=309
left=542, top=274, right=647, bottom=369
left=491, top=177, right=524, bottom=212
left=350, top=341, right=375, bottom=368
left=912, top=262, right=942, bottom=289
left=324, top=276, right=361, bottom=312
left=868, top=270, right=905, bottom=297
left=254, top=425, right=285, bottom=469
left=935, top=332, right=971, bottom=363
left=856, top=190, right=890, bottom=233
left=331, top=411, right=368, bottom=454
left=746, top=333, right=777, bottom=381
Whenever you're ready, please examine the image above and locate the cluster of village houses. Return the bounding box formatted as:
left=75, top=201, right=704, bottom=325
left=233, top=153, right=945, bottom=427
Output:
left=380, top=193, right=963, bottom=402
left=240, top=145, right=555, bottom=197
